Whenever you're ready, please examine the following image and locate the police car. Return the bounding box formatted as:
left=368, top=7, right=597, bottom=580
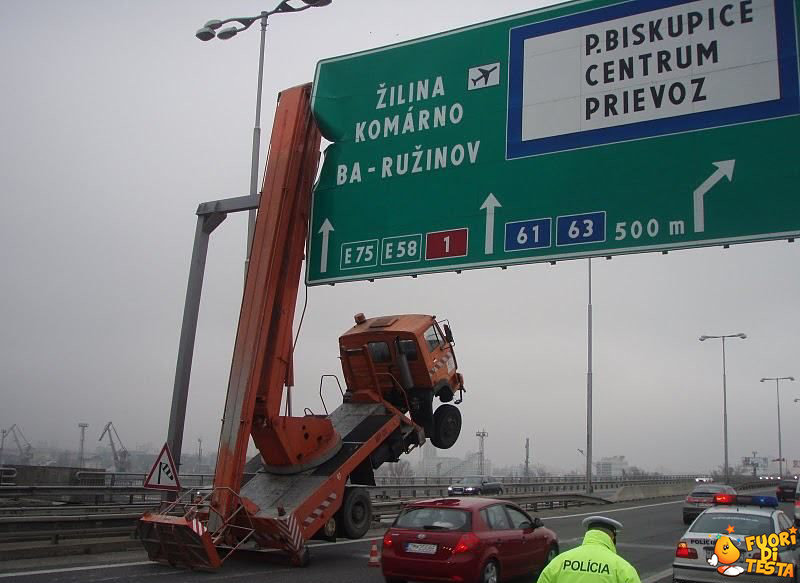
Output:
left=673, top=494, right=798, bottom=583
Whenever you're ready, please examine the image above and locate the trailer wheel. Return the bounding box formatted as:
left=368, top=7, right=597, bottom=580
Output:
left=312, top=517, right=337, bottom=542
left=431, top=404, right=461, bottom=449
left=337, top=487, right=372, bottom=539
left=291, top=546, right=311, bottom=567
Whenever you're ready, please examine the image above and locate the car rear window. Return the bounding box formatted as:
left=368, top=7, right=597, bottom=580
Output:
left=395, top=507, right=471, bottom=531
left=780, top=480, right=797, bottom=487
left=691, top=490, right=717, bottom=497
left=691, top=513, right=773, bottom=536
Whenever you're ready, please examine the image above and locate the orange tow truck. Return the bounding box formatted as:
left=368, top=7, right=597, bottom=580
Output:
left=137, top=84, right=465, bottom=569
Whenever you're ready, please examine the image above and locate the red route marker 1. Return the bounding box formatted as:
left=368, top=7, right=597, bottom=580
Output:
left=425, top=228, right=468, bottom=260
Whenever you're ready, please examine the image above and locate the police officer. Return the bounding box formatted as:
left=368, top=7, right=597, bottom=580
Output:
left=537, top=516, right=640, bottom=583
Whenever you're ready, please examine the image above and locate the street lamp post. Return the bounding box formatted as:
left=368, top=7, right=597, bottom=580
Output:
left=760, top=376, right=795, bottom=478
left=195, top=0, right=333, bottom=277
left=699, top=332, right=747, bottom=484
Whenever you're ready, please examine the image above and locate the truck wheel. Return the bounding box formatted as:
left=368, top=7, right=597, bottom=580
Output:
left=337, top=487, right=372, bottom=539
left=431, top=404, right=461, bottom=449
left=312, top=517, right=337, bottom=542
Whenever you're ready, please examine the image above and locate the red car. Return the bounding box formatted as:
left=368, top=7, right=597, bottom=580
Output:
left=381, top=497, right=559, bottom=583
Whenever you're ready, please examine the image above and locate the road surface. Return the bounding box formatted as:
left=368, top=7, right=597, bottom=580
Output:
left=0, top=490, right=785, bottom=583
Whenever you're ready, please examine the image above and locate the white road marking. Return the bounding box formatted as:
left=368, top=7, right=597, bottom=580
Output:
left=0, top=561, right=153, bottom=578
left=618, top=543, right=677, bottom=550
left=0, top=536, right=385, bottom=578
left=641, top=567, right=673, bottom=583
left=309, top=535, right=383, bottom=547
left=544, top=499, right=683, bottom=520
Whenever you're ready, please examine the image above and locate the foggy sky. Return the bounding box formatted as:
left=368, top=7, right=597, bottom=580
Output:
left=1, top=0, right=797, bottom=476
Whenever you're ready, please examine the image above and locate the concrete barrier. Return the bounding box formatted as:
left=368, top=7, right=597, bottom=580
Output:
left=609, top=482, right=693, bottom=502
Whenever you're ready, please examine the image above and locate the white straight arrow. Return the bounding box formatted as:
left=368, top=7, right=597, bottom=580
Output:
left=480, top=193, right=502, bottom=254
left=693, top=160, right=735, bottom=233
left=318, top=219, right=334, bottom=273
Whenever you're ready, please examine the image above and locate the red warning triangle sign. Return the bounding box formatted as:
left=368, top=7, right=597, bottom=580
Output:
left=143, top=443, right=181, bottom=491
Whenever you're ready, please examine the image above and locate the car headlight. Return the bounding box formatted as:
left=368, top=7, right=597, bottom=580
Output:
left=465, top=487, right=475, bottom=492
left=447, top=487, right=452, bottom=491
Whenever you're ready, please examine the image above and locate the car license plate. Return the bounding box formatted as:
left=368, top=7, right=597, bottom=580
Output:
left=406, top=543, right=437, bottom=554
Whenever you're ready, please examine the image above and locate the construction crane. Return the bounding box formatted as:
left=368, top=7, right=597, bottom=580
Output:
left=5, top=425, right=33, bottom=465
left=99, top=422, right=130, bottom=472
left=137, top=84, right=466, bottom=570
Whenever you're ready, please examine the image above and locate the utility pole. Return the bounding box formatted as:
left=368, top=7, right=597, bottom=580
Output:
left=586, top=258, right=593, bottom=494
left=197, top=437, right=203, bottom=473
left=476, top=429, right=488, bottom=476
left=78, top=423, right=89, bottom=468
left=524, top=437, right=530, bottom=479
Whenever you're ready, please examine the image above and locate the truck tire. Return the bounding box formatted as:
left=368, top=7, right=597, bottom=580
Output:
left=337, top=487, right=372, bottom=539
left=312, top=517, right=337, bottom=542
left=431, top=404, right=461, bottom=449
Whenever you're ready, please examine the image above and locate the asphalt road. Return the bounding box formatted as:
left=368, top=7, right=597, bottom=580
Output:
left=0, top=490, right=787, bottom=583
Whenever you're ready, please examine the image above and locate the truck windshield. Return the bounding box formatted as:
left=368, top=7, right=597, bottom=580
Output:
left=423, top=325, right=441, bottom=351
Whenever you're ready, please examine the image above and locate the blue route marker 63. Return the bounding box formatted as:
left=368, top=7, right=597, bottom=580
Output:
left=307, top=0, right=800, bottom=285
left=556, top=212, right=607, bottom=246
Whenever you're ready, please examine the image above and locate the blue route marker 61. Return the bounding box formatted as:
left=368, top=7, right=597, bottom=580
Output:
left=556, top=212, right=606, bottom=246
left=505, top=218, right=552, bottom=251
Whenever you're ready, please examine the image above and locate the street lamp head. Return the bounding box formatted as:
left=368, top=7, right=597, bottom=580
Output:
left=788, top=376, right=796, bottom=381
left=699, top=335, right=709, bottom=341
left=760, top=378, right=768, bottom=382
left=737, top=333, right=747, bottom=339
left=195, top=27, right=216, bottom=41
left=216, top=26, right=239, bottom=40
left=301, top=0, right=333, bottom=5
left=204, top=19, right=223, bottom=30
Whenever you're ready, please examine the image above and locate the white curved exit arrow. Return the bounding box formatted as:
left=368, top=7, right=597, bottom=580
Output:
left=693, top=160, right=735, bottom=233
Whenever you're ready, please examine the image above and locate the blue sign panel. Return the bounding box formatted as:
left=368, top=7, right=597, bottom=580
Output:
left=556, top=212, right=607, bottom=246
left=505, top=218, right=552, bottom=251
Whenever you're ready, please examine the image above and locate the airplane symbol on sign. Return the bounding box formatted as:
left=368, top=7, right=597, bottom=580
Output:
left=471, top=65, right=498, bottom=87
left=467, top=62, right=500, bottom=90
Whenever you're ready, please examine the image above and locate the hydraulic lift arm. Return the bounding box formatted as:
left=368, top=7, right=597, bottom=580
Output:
left=212, top=84, right=336, bottom=523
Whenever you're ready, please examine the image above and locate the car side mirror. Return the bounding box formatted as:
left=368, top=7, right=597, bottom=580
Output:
left=519, top=520, right=533, bottom=531
left=533, top=517, right=543, bottom=528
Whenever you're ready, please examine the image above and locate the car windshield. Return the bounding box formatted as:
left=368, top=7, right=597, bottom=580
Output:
left=395, top=507, right=472, bottom=531
left=691, top=513, right=773, bottom=536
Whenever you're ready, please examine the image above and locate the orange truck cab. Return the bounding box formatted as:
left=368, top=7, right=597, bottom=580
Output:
left=338, top=313, right=465, bottom=449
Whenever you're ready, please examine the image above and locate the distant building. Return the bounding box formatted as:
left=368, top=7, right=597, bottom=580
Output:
left=416, top=446, right=492, bottom=477
left=595, top=455, right=629, bottom=478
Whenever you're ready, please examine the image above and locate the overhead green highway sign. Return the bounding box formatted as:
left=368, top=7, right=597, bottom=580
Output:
left=306, top=0, right=800, bottom=285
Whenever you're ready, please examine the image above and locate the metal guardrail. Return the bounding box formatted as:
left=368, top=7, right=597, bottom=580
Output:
left=367, top=476, right=697, bottom=500
left=371, top=491, right=610, bottom=519
left=372, top=474, right=700, bottom=486
left=0, top=467, right=16, bottom=486
left=0, top=479, right=780, bottom=548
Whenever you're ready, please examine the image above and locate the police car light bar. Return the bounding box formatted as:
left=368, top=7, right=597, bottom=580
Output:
left=713, top=493, right=779, bottom=507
